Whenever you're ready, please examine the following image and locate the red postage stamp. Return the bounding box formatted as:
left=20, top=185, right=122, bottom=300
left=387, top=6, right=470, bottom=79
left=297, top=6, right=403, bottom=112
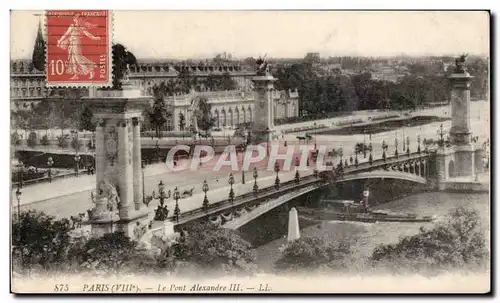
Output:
left=45, top=10, right=112, bottom=87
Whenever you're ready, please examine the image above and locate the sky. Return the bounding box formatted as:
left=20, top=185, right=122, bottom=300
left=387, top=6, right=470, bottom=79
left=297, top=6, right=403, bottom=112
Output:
left=10, top=10, right=490, bottom=60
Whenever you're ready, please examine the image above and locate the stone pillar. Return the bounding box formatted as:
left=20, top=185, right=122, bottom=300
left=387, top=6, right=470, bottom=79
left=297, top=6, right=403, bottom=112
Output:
left=448, top=60, right=475, bottom=178
left=251, top=72, right=277, bottom=143
left=434, top=148, right=450, bottom=190
left=95, top=120, right=106, bottom=189
left=287, top=207, right=300, bottom=242
left=132, top=118, right=143, bottom=210
left=117, top=119, right=134, bottom=219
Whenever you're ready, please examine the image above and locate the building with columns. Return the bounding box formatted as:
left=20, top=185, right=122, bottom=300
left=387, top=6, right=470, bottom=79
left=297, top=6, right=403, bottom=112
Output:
left=10, top=59, right=300, bottom=130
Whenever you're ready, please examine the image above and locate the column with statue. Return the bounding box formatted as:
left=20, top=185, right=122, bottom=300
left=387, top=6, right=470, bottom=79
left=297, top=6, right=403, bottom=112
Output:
left=87, top=44, right=152, bottom=237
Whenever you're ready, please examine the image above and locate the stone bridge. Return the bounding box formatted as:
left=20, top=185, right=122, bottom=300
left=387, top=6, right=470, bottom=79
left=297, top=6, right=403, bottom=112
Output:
left=146, top=150, right=433, bottom=234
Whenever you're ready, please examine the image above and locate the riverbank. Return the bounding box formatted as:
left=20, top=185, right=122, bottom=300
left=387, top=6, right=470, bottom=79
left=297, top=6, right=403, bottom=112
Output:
left=254, top=190, right=490, bottom=272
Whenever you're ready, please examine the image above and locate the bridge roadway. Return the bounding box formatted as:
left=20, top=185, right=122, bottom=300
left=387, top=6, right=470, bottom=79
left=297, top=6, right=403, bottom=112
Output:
left=148, top=151, right=430, bottom=232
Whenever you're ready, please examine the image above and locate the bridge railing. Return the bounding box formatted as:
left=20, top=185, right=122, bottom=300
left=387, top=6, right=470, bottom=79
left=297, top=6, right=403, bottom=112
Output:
left=157, top=173, right=322, bottom=228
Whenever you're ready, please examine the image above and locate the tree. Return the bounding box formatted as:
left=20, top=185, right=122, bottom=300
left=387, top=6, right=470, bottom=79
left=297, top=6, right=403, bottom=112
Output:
left=178, top=113, right=186, bottom=132
left=370, top=207, right=488, bottom=274
left=174, top=222, right=256, bottom=275
left=111, top=43, right=137, bottom=89
left=12, top=210, right=73, bottom=272
left=79, top=104, right=96, bottom=132
left=149, top=98, right=169, bottom=138
left=32, top=21, right=45, bottom=72
left=275, top=237, right=351, bottom=272
left=195, top=96, right=216, bottom=138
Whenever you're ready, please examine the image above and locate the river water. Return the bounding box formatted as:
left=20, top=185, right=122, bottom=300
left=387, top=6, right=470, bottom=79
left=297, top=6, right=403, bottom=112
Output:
left=254, top=190, right=490, bottom=271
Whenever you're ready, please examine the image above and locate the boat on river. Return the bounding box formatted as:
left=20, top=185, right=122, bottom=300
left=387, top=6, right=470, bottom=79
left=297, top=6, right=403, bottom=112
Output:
left=296, top=199, right=435, bottom=223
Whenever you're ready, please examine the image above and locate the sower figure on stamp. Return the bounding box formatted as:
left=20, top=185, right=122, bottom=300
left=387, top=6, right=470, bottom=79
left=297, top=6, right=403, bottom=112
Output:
left=57, top=14, right=101, bottom=80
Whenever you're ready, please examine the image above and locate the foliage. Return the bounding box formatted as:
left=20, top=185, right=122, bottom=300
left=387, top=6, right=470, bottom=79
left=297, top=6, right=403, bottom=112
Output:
left=274, top=236, right=352, bottom=272
left=11, top=132, right=21, bottom=145
left=174, top=222, right=257, bottom=275
left=370, top=207, right=488, bottom=273
left=12, top=210, right=73, bottom=271
left=57, top=135, right=69, bottom=148
left=204, top=73, right=238, bottom=91
left=40, top=135, right=49, bottom=146
left=111, top=43, right=137, bottom=89
left=195, top=96, right=216, bottom=137
left=148, top=82, right=173, bottom=137
left=79, top=104, right=96, bottom=132
left=71, top=232, right=152, bottom=275
left=71, top=136, right=82, bottom=152
left=178, top=113, right=186, bottom=131
left=27, top=132, right=37, bottom=147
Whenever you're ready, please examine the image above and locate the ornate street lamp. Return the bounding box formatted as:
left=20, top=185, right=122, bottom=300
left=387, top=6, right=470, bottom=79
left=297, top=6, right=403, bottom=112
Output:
left=363, top=129, right=367, bottom=158
left=406, top=136, right=410, bottom=155
left=141, top=160, right=146, bottom=205
left=369, top=143, right=373, bottom=165
left=173, top=187, right=180, bottom=222
left=382, top=140, right=387, bottom=162
left=295, top=169, right=300, bottom=184
left=47, top=156, right=54, bottom=183
left=153, top=181, right=169, bottom=221
left=202, top=180, right=209, bottom=212
left=228, top=173, right=235, bottom=204
left=394, top=137, right=399, bottom=157
left=241, top=136, right=247, bottom=184
left=402, top=124, right=406, bottom=152
left=15, top=187, right=21, bottom=223
left=438, top=123, right=445, bottom=147
left=74, top=153, right=81, bottom=177
left=417, top=135, right=421, bottom=153
left=252, top=167, right=259, bottom=194
left=274, top=162, right=280, bottom=189
left=155, top=140, right=160, bottom=162
left=355, top=153, right=359, bottom=167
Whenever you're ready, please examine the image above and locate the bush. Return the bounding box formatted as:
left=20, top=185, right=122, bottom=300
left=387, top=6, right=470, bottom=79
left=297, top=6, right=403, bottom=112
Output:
left=27, top=132, right=37, bottom=147
left=275, top=237, right=351, bottom=272
left=11, top=132, right=21, bottom=145
left=57, top=135, right=69, bottom=148
left=40, top=135, right=49, bottom=146
left=370, top=207, right=488, bottom=273
left=71, top=232, right=153, bottom=276
left=12, top=210, right=73, bottom=272
left=174, top=223, right=256, bottom=275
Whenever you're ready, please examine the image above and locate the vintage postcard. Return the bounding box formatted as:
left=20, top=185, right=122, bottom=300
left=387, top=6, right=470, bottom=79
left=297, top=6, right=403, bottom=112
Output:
left=10, top=10, right=490, bottom=294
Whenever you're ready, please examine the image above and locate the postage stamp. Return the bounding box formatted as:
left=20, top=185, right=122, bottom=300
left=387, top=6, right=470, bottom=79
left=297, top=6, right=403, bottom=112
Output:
left=45, top=10, right=112, bottom=87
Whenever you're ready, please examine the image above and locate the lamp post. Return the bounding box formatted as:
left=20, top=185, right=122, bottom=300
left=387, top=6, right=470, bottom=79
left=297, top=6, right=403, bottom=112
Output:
left=406, top=136, right=410, bottom=155
left=47, top=156, right=54, bottom=183
left=402, top=123, right=406, bottom=152
left=153, top=181, right=169, bottom=221
left=173, top=187, right=180, bottom=223
left=202, top=180, right=209, bottom=212
left=417, top=135, right=421, bottom=153
left=155, top=140, right=160, bottom=163
left=394, top=137, right=399, bottom=157
left=382, top=140, right=387, bottom=161
left=252, top=167, right=259, bottom=194
left=274, top=162, right=280, bottom=189
left=438, top=123, right=445, bottom=147
left=363, top=129, right=367, bottom=158
left=141, top=160, right=146, bottom=205
left=241, top=134, right=247, bottom=184
left=368, top=142, right=373, bottom=165
left=228, top=173, right=235, bottom=204
left=74, top=153, right=81, bottom=177
left=15, top=187, right=21, bottom=224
